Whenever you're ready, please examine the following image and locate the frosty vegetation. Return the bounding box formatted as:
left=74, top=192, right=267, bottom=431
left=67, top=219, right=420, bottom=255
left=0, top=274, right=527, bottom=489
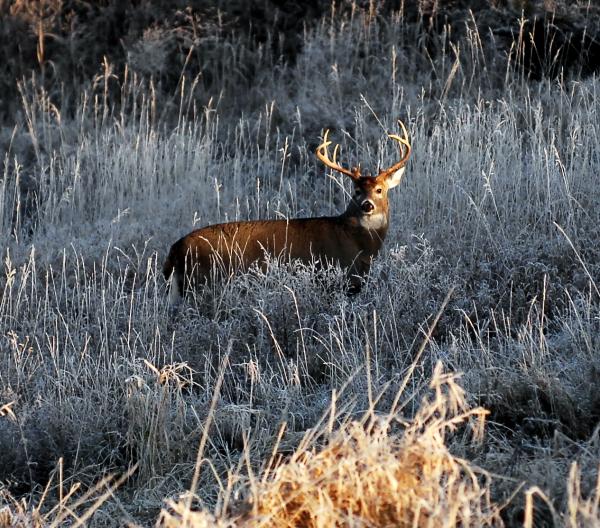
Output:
left=1, top=1, right=599, bottom=526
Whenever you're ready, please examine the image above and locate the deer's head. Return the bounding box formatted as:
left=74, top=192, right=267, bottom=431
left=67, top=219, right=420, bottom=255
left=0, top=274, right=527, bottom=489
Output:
left=316, top=122, right=411, bottom=230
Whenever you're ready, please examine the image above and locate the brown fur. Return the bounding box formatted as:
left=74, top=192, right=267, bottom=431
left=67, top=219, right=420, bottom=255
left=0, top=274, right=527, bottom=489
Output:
left=163, top=212, right=387, bottom=297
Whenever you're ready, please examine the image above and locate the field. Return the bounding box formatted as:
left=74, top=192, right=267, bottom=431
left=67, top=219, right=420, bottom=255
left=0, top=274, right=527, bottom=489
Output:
left=1, top=1, right=600, bottom=526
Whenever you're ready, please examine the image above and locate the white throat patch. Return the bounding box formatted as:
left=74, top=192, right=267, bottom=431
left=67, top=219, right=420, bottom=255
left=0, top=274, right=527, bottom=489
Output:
left=359, top=212, right=387, bottom=230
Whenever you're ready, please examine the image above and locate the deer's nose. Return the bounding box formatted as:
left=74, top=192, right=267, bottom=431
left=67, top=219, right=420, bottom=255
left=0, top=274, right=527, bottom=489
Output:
left=361, top=200, right=375, bottom=213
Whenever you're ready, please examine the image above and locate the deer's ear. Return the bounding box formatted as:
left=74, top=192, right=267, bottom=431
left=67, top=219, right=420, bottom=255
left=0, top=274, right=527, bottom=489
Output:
left=385, top=167, right=405, bottom=189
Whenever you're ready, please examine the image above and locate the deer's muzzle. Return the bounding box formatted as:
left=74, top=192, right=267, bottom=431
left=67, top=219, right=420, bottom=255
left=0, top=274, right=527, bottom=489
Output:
left=361, top=200, right=375, bottom=213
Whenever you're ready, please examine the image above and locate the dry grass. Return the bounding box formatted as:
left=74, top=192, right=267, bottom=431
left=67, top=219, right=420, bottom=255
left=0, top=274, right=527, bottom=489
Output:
left=158, top=365, right=499, bottom=528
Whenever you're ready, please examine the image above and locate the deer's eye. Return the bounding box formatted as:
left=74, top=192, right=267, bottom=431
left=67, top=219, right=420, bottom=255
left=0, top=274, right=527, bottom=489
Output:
left=376, top=188, right=383, bottom=194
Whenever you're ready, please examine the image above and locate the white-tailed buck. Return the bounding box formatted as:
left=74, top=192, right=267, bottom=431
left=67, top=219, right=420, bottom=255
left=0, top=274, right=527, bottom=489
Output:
left=163, top=122, right=411, bottom=304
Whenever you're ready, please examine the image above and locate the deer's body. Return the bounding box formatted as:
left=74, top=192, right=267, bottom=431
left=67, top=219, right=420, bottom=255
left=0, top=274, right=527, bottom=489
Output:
left=164, top=211, right=388, bottom=300
left=164, top=123, right=411, bottom=304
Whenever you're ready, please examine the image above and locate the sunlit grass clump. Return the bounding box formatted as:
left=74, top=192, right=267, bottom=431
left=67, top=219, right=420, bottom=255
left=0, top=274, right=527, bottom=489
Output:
left=159, top=365, right=499, bottom=527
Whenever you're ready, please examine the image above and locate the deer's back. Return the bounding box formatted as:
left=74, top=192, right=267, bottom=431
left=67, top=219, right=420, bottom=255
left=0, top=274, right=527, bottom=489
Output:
left=163, top=216, right=374, bottom=280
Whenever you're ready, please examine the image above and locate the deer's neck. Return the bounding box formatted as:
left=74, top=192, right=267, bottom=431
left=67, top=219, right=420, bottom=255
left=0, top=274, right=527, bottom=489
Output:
left=357, top=211, right=389, bottom=233
left=340, top=208, right=390, bottom=245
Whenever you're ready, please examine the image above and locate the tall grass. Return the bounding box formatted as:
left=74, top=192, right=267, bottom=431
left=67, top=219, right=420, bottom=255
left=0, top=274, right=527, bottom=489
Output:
left=1, top=4, right=600, bottom=526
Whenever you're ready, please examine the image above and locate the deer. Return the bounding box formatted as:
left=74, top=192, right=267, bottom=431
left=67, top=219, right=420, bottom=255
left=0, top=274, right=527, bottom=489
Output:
left=163, top=122, right=411, bottom=305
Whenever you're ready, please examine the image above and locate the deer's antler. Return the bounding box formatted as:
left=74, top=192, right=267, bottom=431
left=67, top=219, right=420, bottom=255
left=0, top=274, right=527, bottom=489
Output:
left=377, top=120, right=411, bottom=180
left=316, top=130, right=361, bottom=180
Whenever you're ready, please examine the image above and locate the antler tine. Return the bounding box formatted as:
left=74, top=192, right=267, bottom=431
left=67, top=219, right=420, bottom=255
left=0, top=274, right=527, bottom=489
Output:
left=377, top=120, right=412, bottom=180
left=316, top=130, right=360, bottom=180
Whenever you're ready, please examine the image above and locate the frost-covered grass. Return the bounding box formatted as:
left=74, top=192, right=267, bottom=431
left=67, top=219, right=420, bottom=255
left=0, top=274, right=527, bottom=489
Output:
left=1, top=6, right=600, bottom=527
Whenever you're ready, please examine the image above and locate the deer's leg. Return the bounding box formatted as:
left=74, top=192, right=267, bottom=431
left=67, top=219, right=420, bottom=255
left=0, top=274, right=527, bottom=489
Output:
left=346, top=257, right=371, bottom=296
left=167, top=269, right=183, bottom=306
left=347, top=274, right=364, bottom=295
